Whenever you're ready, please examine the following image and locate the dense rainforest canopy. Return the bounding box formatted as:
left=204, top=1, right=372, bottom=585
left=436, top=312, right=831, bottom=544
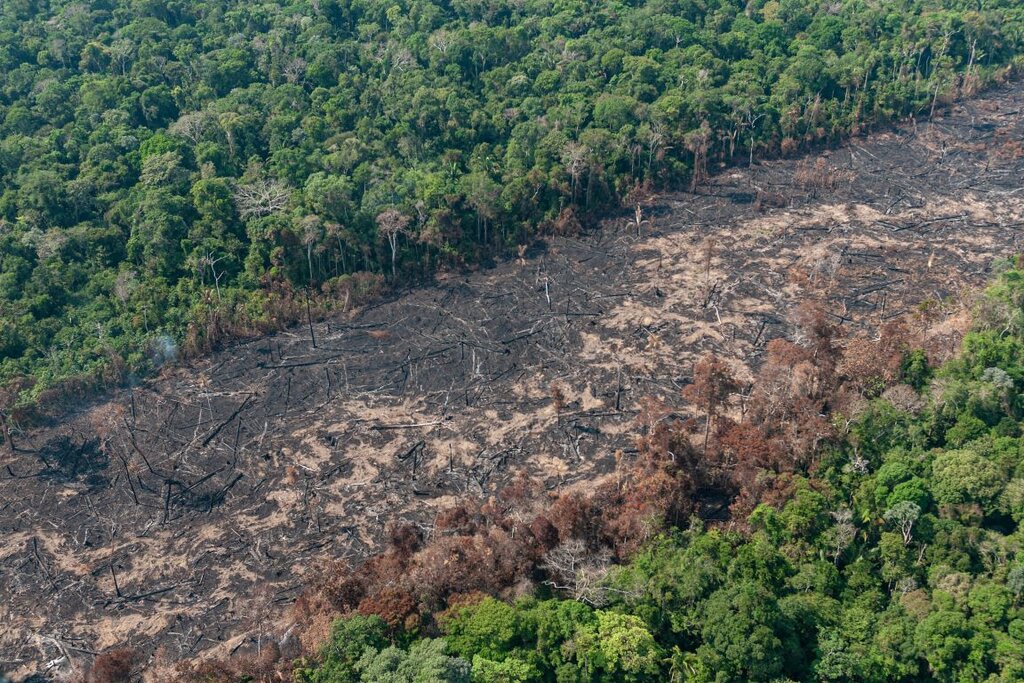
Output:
left=0, top=0, right=1022, bottom=402
left=277, top=260, right=1024, bottom=682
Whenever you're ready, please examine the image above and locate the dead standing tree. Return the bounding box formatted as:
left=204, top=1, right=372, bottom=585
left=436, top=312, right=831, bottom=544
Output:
left=233, top=179, right=291, bottom=220
left=541, top=539, right=612, bottom=606
left=376, top=209, right=411, bottom=280
left=682, top=354, right=739, bottom=458
left=0, top=384, right=16, bottom=456
left=685, top=121, right=713, bottom=191
left=562, top=141, right=590, bottom=205
left=169, top=111, right=212, bottom=146
left=700, top=237, right=717, bottom=306
left=0, top=377, right=32, bottom=458
left=300, top=215, right=324, bottom=286
left=625, top=204, right=651, bottom=238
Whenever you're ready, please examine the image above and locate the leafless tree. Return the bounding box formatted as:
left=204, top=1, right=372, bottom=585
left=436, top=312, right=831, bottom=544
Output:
left=234, top=179, right=291, bottom=219
left=109, top=39, right=134, bottom=76
left=376, top=209, right=411, bottom=279
left=625, top=204, right=650, bottom=237
left=884, top=501, right=921, bottom=546
left=392, top=49, right=417, bottom=72
left=645, top=122, right=667, bottom=176
left=895, top=577, right=918, bottom=595
left=196, top=252, right=227, bottom=301
left=881, top=384, right=926, bottom=415
left=282, top=57, right=307, bottom=84
left=169, top=111, right=212, bottom=146
left=113, top=270, right=138, bottom=306
left=562, top=141, right=589, bottom=204
left=848, top=446, right=869, bottom=475
left=429, top=29, right=453, bottom=55
left=744, top=110, right=766, bottom=166
left=541, top=539, right=612, bottom=606
left=300, top=215, right=323, bottom=285
left=827, top=508, right=857, bottom=565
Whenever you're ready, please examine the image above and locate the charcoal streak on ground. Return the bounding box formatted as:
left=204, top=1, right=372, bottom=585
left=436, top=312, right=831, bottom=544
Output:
left=2, top=82, right=1024, bottom=677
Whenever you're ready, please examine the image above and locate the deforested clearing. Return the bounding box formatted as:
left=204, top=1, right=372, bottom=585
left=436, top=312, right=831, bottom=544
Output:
left=3, top=78, right=1024, bottom=676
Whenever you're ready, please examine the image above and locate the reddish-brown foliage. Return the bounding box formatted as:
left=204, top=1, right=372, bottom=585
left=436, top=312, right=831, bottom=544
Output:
left=387, top=521, right=423, bottom=556
left=357, top=586, right=419, bottom=630
left=87, top=649, right=137, bottom=683
left=545, top=206, right=583, bottom=236
left=547, top=492, right=602, bottom=546
left=434, top=503, right=483, bottom=535
left=718, top=422, right=777, bottom=472
left=530, top=515, right=560, bottom=550
left=175, top=643, right=287, bottom=683
left=729, top=473, right=800, bottom=522
left=748, top=334, right=836, bottom=463
left=838, top=321, right=911, bottom=397
left=683, top=354, right=739, bottom=457
left=602, top=468, right=693, bottom=557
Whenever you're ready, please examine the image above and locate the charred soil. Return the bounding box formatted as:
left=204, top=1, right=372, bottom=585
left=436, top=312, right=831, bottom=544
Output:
left=3, top=82, right=1024, bottom=678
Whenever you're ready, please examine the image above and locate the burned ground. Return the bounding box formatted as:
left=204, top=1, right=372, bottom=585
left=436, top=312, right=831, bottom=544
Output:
left=3, top=82, right=1024, bottom=678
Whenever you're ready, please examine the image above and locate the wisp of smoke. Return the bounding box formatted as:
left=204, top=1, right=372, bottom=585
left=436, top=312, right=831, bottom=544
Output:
left=149, top=334, right=178, bottom=368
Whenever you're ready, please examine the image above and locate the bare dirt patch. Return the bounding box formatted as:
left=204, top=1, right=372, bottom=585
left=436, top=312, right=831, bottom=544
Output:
left=3, top=82, right=1024, bottom=678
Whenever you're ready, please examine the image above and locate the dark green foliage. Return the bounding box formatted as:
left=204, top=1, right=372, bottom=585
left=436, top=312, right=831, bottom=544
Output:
left=297, top=614, right=389, bottom=683
left=2, top=0, right=1024, bottom=402
left=297, top=263, right=1024, bottom=681
left=902, top=349, right=931, bottom=391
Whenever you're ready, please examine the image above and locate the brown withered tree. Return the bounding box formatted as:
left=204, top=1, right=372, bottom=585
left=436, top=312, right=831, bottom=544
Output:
left=838, top=320, right=912, bottom=398
left=748, top=338, right=836, bottom=466
left=86, top=649, right=137, bottom=683
left=683, top=354, right=739, bottom=457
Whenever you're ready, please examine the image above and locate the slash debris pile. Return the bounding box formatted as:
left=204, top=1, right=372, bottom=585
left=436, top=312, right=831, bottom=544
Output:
left=3, top=81, right=1024, bottom=678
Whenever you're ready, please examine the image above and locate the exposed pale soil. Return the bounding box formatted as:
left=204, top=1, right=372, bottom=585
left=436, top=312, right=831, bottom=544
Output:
left=2, top=82, right=1024, bottom=679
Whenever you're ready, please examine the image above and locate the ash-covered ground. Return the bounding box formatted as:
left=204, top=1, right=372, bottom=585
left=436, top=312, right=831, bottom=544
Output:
left=3, top=81, right=1024, bottom=678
